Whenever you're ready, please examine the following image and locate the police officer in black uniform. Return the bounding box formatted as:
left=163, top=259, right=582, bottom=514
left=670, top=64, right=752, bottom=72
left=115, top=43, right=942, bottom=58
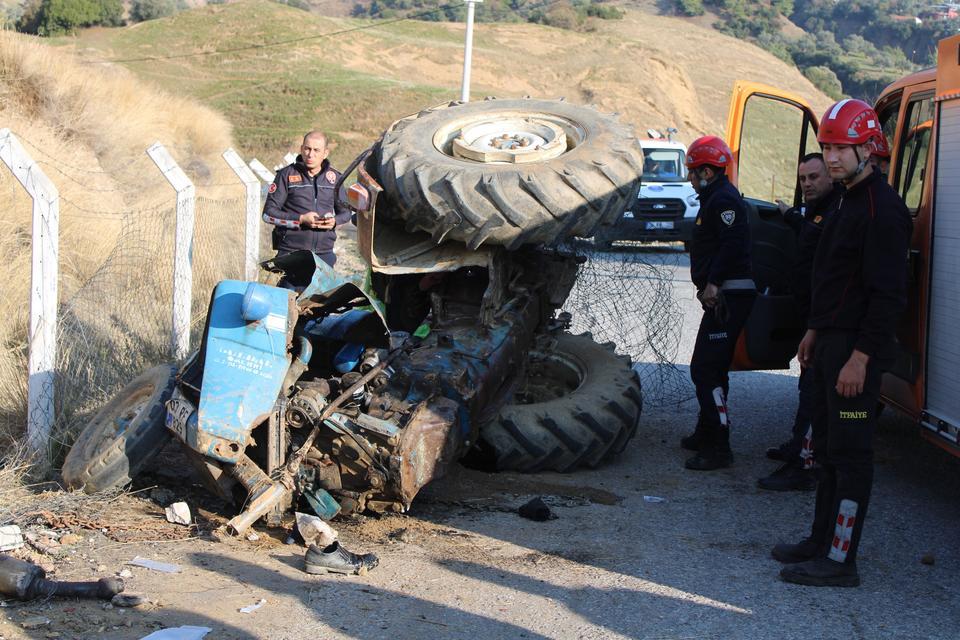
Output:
left=774, top=99, right=912, bottom=588
left=759, top=153, right=842, bottom=491
left=681, top=135, right=756, bottom=471
left=262, top=131, right=352, bottom=289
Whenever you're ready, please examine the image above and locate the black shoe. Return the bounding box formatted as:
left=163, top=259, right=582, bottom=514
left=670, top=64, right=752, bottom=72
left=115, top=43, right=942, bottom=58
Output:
left=779, top=558, right=860, bottom=587
left=765, top=442, right=792, bottom=461
left=757, top=463, right=816, bottom=491
left=685, top=449, right=733, bottom=470
left=304, top=541, right=379, bottom=575
left=771, top=538, right=820, bottom=564
left=681, top=426, right=705, bottom=451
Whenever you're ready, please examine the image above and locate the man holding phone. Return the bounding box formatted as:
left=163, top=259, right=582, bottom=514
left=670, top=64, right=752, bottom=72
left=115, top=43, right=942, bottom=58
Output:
left=262, top=131, right=352, bottom=287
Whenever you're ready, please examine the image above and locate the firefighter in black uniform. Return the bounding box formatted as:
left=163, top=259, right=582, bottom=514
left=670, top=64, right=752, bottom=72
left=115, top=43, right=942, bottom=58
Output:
left=681, top=136, right=756, bottom=471
left=262, top=131, right=352, bottom=289
left=759, top=153, right=842, bottom=491
left=774, top=99, right=912, bottom=587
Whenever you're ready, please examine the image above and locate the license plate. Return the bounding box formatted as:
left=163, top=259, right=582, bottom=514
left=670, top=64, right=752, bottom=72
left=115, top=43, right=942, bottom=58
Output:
left=645, top=220, right=674, bottom=230
left=165, top=389, right=195, bottom=441
left=622, top=211, right=634, bottom=219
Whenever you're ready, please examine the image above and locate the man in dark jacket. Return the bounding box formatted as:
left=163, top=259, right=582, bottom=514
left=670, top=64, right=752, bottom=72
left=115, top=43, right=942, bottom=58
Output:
left=262, top=131, right=352, bottom=288
left=760, top=153, right=842, bottom=491
left=774, top=99, right=912, bottom=588
left=681, top=135, right=756, bottom=471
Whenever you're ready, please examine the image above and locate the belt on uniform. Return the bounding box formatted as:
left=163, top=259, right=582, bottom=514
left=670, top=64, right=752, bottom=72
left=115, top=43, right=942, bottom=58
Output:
left=720, top=279, right=756, bottom=291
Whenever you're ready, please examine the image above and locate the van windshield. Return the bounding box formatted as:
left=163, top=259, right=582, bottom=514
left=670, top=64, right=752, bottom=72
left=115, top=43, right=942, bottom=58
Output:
left=642, top=149, right=687, bottom=182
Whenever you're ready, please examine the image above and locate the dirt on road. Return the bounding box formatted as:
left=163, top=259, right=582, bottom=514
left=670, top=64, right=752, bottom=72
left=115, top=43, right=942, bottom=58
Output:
left=2, top=250, right=959, bottom=640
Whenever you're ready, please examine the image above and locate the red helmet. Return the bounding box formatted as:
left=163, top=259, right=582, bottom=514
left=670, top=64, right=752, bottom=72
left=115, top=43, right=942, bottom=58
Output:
left=818, top=99, right=882, bottom=146
left=685, top=135, right=733, bottom=169
left=870, top=132, right=891, bottom=158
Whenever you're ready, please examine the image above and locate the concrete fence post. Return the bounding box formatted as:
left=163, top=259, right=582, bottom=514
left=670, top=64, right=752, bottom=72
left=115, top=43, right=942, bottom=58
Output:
left=248, top=157, right=275, bottom=206
left=0, top=129, right=60, bottom=456
left=146, top=142, right=195, bottom=360
left=222, top=148, right=261, bottom=281
left=248, top=158, right=275, bottom=184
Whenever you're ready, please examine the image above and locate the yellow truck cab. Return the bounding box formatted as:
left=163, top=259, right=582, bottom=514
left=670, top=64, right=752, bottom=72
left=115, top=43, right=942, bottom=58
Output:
left=724, top=34, right=960, bottom=456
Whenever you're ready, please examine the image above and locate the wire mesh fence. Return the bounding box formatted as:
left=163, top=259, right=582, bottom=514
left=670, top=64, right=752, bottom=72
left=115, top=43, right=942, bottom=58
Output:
left=563, top=242, right=693, bottom=408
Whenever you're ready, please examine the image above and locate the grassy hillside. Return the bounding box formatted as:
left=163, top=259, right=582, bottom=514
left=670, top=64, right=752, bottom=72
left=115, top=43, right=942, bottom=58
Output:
left=62, top=0, right=832, bottom=167
left=0, top=31, right=238, bottom=451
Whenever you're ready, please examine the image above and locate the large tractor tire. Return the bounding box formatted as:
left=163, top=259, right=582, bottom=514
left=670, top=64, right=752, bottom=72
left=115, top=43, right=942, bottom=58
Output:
left=478, top=333, right=642, bottom=473
left=62, top=364, right=176, bottom=493
left=377, top=98, right=644, bottom=250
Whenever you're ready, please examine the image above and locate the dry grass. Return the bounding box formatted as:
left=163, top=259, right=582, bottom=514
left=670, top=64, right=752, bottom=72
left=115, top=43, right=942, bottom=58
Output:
left=0, top=32, right=240, bottom=457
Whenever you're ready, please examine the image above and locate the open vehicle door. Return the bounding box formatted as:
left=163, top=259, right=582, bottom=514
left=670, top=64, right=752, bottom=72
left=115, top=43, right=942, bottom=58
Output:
left=723, top=81, right=822, bottom=370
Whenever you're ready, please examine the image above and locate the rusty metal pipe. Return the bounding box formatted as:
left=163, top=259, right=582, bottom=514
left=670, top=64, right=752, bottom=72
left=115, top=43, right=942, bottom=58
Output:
left=0, top=555, right=123, bottom=601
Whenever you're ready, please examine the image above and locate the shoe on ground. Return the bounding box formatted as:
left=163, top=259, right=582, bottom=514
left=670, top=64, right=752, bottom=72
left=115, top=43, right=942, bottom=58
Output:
left=771, top=538, right=820, bottom=564
left=779, top=557, right=860, bottom=587
left=684, top=449, right=733, bottom=471
left=681, top=429, right=703, bottom=451
left=765, top=442, right=792, bottom=461
left=757, top=463, right=816, bottom=491
left=304, top=541, right=379, bottom=575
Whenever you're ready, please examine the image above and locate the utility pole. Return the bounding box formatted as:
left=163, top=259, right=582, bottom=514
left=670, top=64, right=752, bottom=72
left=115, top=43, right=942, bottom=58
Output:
left=460, top=0, right=482, bottom=102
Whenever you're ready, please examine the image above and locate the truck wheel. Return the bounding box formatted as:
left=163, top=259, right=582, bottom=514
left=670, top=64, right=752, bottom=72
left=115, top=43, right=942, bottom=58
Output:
left=62, top=364, right=176, bottom=493
left=477, top=333, right=642, bottom=473
left=377, top=98, right=644, bottom=249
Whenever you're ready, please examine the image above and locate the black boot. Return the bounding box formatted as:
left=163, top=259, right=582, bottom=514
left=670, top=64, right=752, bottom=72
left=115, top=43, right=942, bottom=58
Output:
left=681, top=420, right=707, bottom=451
left=685, top=425, right=732, bottom=470
left=304, top=541, right=379, bottom=575
left=771, top=538, right=821, bottom=564
left=757, top=463, right=816, bottom=491
left=779, top=558, right=859, bottom=587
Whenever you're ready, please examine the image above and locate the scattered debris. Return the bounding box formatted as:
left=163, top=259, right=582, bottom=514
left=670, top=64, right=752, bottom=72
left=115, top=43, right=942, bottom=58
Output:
left=127, top=557, right=181, bottom=574
left=23, top=531, right=62, bottom=555
left=388, top=528, right=418, bottom=544
left=0, top=555, right=123, bottom=601
left=112, top=593, right=150, bottom=608
left=643, top=495, right=667, bottom=503
left=0, top=525, right=24, bottom=551
left=139, top=626, right=212, bottom=640
left=296, top=512, right=338, bottom=548
left=164, top=502, right=192, bottom=526
left=246, top=532, right=260, bottom=542
left=921, top=553, right=935, bottom=566
left=238, top=598, right=267, bottom=613
left=118, top=568, right=134, bottom=579
left=20, top=615, right=51, bottom=629
left=518, top=497, right=555, bottom=521
left=59, top=533, right=83, bottom=546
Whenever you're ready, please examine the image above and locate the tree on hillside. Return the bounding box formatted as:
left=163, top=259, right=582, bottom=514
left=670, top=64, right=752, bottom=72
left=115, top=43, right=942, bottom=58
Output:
left=803, top=65, right=843, bottom=99
left=130, top=0, right=185, bottom=21
left=17, top=0, right=122, bottom=34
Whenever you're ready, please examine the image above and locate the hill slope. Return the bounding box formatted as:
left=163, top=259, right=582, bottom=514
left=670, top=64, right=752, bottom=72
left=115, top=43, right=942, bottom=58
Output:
left=63, top=1, right=832, bottom=165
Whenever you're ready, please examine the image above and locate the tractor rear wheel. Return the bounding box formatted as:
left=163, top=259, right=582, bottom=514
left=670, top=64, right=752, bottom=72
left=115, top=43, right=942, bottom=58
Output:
left=477, top=333, right=642, bottom=473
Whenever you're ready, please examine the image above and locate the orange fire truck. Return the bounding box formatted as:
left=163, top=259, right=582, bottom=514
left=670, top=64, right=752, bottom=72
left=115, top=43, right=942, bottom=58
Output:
left=724, top=34, right=960, bottom=456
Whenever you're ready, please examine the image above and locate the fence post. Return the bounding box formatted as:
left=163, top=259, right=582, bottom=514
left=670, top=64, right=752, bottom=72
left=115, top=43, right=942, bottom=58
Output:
left=274, top=153, right=296, bottom=172
left=248, top=158, right=275, bottom=184
left=222, top=148, right=261, bottom=281
left=0, top=130, right=59, bottom=456
left=146, top=142, right=195, bottom=361
left=248, top=158, right=275, bottom=208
